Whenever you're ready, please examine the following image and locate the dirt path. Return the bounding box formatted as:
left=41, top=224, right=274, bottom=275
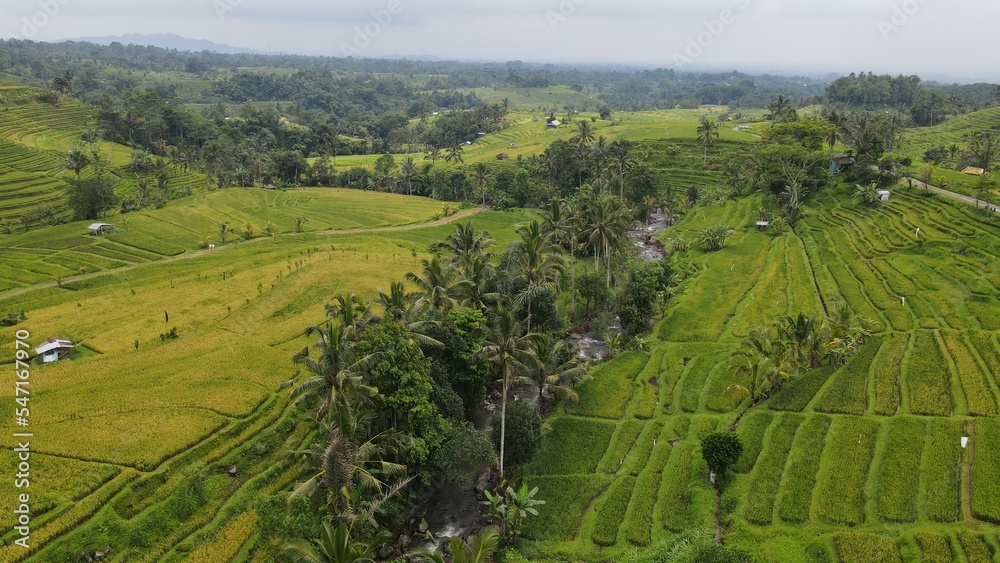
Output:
left=0, top=207, right=484, bottom=300
left=903, top=177, right=1000, bottom=213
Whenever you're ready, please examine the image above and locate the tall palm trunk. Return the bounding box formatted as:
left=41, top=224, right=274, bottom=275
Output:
left=499, top=366, right=509, bottom=476
left=570, top=238, right=577, bottom=315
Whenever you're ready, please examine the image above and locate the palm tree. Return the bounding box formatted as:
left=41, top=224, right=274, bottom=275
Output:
left=406, top=256, right=467, bottom=313
left=513, top=220, right=565, bottom=330
left=374, top=282, right=444, bottom=348
left=283, top=520, right=384, bottom=563
left=516, top=335, right=589, bottom=404
left=697, top=120, right=720, bottom=165
left=969, top=132, right=1000, bottom=172
left=473, top=162, right=491, bottom=205
left=325, top=293, right=372, bottom=335
left=411, top=528, right=500, bottom=563
left=590, top=136, right=610, bottom=166
left=445, top=145, right=465, bottom=165
left=433, top=222, right=495, bottom=274
left=264, top=221, right=277, bottom=237
left=767, top=95, right=792, bottom=121
left=608, top=139, right=635, bottom=200
left=63, top=149, right=90, bottom=179
left=217, top=221, right=231, bottom=244
left=425, top=147, right=442, bottom=165
left=472, top=305, right=539, bottom=476
left=572, top=120, right=595, bottom=148
left=583, top=196, right=628, bottom=287
left=285, top=321, right=380, bottom=422
left=399, top=157, right=418, bottom=196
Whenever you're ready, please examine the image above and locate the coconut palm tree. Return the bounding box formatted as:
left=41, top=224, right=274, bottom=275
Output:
left=217, top=221, right=231, bottom=244
left=63, top=149, right=91, bottom=179
left=445, top=145, right=465, bottom=165
left=516, top=335, right=590, bottom=404
left=583, top=196, right=629, bottom=287
left=472, top=305, right=540, bottom=476
left=697, top=120, right=720, bottom=165
left=406, top=256, right=467, bottom=313
left=572, top=120, right=595, bottom=148
left=767, top=95, right=792, bottom=121
left=433, top=222, right=495, bottom=275
left=425, top=147, right=442, bottom=165
left=513, top=220, right=565, bottom=331
left=473, top=162, right=491, bottom=205
left=411, top=528, right=500, bottom=563
left=399, top=157, right=418, bottom=196
left=285, top=321, right=380, bottom=422
left=283, top=520, right=384, bottom=563
left=608, top=139, right=635, bottom=199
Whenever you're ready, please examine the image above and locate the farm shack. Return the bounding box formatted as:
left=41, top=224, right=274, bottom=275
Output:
left=877, top=190, right=892, bottom=201
left=87, top=222, right=115, bottom=235
left=547, top=119, right=562, bottom=128
left=756, top=221, right=770, bottom=231
left=496, top=153, right=510, bottom=161
left=35, top=338, right=75, bottom=363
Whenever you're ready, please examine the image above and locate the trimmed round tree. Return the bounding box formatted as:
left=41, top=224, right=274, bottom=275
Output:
left=701, top=432, right=744, bottom=481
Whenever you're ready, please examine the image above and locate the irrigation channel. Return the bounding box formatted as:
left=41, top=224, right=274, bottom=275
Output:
left=416, top=212, right=668, bottom=553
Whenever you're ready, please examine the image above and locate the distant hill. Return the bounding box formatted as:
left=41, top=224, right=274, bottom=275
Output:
left=61, top=33, right=262, bottom=55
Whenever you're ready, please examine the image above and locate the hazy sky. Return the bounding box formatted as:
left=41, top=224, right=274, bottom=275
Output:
left=3, top=0, right=998, bottom=82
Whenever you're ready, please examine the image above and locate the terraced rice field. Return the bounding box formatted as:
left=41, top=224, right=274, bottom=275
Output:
left=522, top=186, right=1000, bottom=562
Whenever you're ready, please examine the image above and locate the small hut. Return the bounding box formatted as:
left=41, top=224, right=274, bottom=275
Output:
left=87, top=223, right=115, bottom=235
left=547, top=119, right=562, bottom=129
left=756, top=221, right=770, bottom=232
left=35, top=338, right=75, bottom=363
left=876, top=190, right=892, bottom=202
left=496, top=153, right=510, bottom=161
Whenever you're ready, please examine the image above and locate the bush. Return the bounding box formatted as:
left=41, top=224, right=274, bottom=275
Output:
left=743, top=414, right=802, bottom=525
left=875, top=417, right=924, bottom=522
left=776, top=415, right=832, bottom=523
left=906, top=331, right=952, bottom=416
left=493, top=400, right=542, bottom=468
left=531, top=416, right=614, bottom=475
left=914, top=532, right=955, bottom=563
left=701, top=432, right=743, bottom=477
left=972, top=419, right=1000, bottom=523
left=817, top=416, right=879, bottom=525
left=925, top=418, right=961, bottom=522
left=591, top=476, right=635, bottom=547
left=433, top=421, right=497, bottom=489
left=873, top=333, right=908, bottom=416
left=834, top=532, right=902, bottom=563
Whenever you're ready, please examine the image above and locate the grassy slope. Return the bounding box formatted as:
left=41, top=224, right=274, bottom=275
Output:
left=522, top=183, right=1000, bottom=561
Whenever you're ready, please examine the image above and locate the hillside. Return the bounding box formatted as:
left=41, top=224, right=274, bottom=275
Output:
left=520, top=185, right=1000, bottom=562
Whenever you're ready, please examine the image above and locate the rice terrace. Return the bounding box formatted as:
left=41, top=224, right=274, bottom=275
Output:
left=1, top=18, right=1000, bottom=563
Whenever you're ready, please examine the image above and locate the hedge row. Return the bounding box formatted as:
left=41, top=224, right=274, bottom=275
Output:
left=566, top=351, right=649, bottom=419
left=833, top=532, right=902, bottom=563
left=956, top=531, right=994, bottom=563
left=597, top=419, right=646, bottom=475
left=656, top=442, right=695, bottom=532
left=942, top=331, right=996, bottom=416
left=532, top=417, right=616, bottom=475
left=873, top=333, right=909, bottom=416
left=591, top=476, right=636, bottom=547
left=906, top=331, right=953, bottom=416
left=775, top=415, right=831, bottom=524
left=817, top=416, right=880, bottom=525
left=814, top=337, right=882, bottom=415
left=743, top=414, right=802, bottom=526
left=924, top=418, right=962, bottom=522
left=522, top=475, right=613, bottom=541
left=914, top=532, right=955, bottom=563
left=972, top=419, right=1000, bottom=523
left=624, top=425, right=674, bottom=546
left=875, top=417, right=925, bottom=523
left=732, top=410, right=774, bottom=474
left=766, top=366, right=836, bottom=412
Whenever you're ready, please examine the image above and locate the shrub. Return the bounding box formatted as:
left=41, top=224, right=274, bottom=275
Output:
left=531, top=416, right=614, bottom=475
left=701, top=432, right=743, bottom=477
left=493, top=400, right=542, bottom=468
left=972, top=419, right=1000, bottom=523
left=875, top=417, right=924, bottom=522
left=591, top=476, right=636, bottom=547
left=433, top=421, right=497, bottom=489
left=925, top=418, right=961, bottom=522
left=834, top=532, right=902, bottom=563
left=521, top=474, right=612, bottom=541
left=776, top=415, right=832, bottom=523
left=873, top=333, right=908, bottom=416
left=743, top=413, right=801, bottom=526
left=914, top=532, right=955, bottom=563
left=906, top=331, right=952, bottom=416
left=732, top=410, right=774, bottom=474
